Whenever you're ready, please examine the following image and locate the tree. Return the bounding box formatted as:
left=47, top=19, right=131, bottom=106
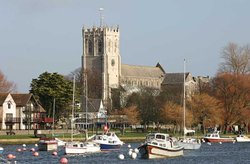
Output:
left=121, top=106, right=141, bottom=125
left=161, top=101, right=193, bottom=134
left=0, top=70, right=16, bottom=92
left=125, top=87, right=161, bottom=125
left=219, top=42, right=250, bottom=74
left=30, top=72, right=73, bottom=119
left=188, top=93, right=223, bottom=134
left=212, top=73, right=250, bottom=133
left=161, top=101, right=183, bottom=134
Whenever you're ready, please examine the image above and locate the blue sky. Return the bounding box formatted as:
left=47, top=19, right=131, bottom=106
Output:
left=1, top=0, right=250, bottom=92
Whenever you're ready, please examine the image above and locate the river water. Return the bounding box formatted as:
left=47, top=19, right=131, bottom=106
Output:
left=1, top=142, right=250, bottom=164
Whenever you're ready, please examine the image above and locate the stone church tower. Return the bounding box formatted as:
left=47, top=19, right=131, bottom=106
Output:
left=81, top=25, right=121, bottom=106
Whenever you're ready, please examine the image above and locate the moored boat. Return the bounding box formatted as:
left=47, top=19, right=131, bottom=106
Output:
left=64, top=75, right=101, bottom=155
left=90, top=132, right=123, bottom=151
left=203, top=131, right=234, bottom=143
left=138, top=133, right=183, bottom=159
left=38, top=138, right=58, bottom=151
left=235, top=134, right=250, bottom=142
left=65, top=141, right=100, bottom=154
left=178, top=137, right=201, bottom=150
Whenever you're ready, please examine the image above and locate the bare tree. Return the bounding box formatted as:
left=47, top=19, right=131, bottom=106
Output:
left=219, top=42, right=250, bottom=74
left=0, top=70, right=16, bottom=92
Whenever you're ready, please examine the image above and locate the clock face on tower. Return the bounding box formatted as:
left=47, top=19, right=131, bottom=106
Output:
left=111, top=59, right=115, bottom=66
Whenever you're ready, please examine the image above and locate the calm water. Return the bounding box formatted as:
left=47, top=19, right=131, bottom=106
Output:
left=1, top=142, right=250, bottom=164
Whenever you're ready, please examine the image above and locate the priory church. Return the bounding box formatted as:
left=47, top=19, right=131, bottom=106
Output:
left=81, top=25, right=209, bottom=109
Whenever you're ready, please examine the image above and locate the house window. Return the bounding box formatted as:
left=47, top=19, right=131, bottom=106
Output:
left=6, top=113, right=13, bottom=122
left=7, top=102, right=11, bottom=109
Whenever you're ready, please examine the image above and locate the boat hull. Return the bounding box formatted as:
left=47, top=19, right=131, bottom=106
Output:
left=236, top=136, right=250, bottom=142
left=203, top=138, right=234, bottom=143
left=65, top=147, right=100, bottom=154
left=138, top=143, right=183, bottom=159
left=65, top=142, right=100, bottom=154
left=100, top=144, right=121, bottom=150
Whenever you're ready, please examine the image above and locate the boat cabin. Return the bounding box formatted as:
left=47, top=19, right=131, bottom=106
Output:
left=146, top=133, right=171, bottom=143
left=205, top=131, right=220, bottom=138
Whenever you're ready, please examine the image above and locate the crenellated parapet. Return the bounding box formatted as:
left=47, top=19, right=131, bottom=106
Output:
left=82, top=25, right=119, bottom=33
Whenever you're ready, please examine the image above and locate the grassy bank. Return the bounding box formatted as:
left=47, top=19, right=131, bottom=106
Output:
left=0, top=131, right=148, bottom=145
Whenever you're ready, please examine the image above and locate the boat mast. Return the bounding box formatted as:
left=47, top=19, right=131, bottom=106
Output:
left=71, top=75, right=75, bottom=142
left=53, top=98, right=55, bottom=136
left=183, top=59, right=186, bottom=140
left=84, top=72, right=89, bottom=140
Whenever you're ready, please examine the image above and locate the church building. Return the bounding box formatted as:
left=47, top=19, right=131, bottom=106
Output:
left=81, top=25, right=165, bottom=108
left=81, top=24, right=210, bottom=111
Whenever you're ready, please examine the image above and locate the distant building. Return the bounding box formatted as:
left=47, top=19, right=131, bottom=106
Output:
left=161, top=73, right=210, bottom=99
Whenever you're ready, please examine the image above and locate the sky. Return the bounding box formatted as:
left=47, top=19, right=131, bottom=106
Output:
left=1, top=0, right=250, bottom=93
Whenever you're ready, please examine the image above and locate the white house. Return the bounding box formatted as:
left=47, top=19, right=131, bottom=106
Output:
left=0, top=93, right=46, bottom=130
left=0, top=93, right=17, bottom=130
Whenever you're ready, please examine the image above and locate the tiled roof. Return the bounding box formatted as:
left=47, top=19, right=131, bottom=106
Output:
left=11, top=93, right=46, bottom=112
left=162, top=73, right=190, bottom=85
left=11, top=93, right=32, bottom=107
left=121, top=64, right=165, bottom=78
left=0, top=93, right=9, bottom=104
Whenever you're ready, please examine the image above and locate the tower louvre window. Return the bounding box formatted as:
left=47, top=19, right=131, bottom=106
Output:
left=88, top=41, right=92, bottom=53
left=98, top=40, right=103, bottom=53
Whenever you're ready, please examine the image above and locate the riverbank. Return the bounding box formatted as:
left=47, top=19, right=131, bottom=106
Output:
left=0, top=129, right=238, bottom=145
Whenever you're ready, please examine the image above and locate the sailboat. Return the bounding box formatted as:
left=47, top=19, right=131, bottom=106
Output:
left=52, top=98, right=66, bottom=147
left=64, top=75, right=100, bottom=154
left=178, top=59, right=201, bottom=150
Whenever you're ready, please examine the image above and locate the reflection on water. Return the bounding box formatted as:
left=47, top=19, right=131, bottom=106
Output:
left=1, top=142, right=250, bottom=163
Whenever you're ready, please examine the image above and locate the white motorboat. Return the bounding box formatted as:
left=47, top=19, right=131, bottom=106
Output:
left=178, top=137, right=201, bottom=150
left=235, top=134, right=250, bottom=142
left=65, top=141, right=100, bottom=154
left=90, top=131, right=123, bottom=150
left=138, top=133, right=183, bottom=159
left=203, top=131, right=235, bottom=143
